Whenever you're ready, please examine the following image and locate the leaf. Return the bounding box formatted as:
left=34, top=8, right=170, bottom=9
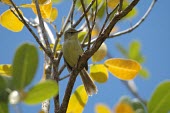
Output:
left=0, top=64, right=12, bottom=76
left=78, top=31, right=88, bottom=43
left=104, top=58, right=141, bottom=80
left=1, top=0, right=12, bottom=5
left=147, top=81, right=170, bottom=113
left=23, top=80, right=58, bottom=104
left=0, top=9, right=24, bottom=32
left=131, top=99, right=146, bottom=113
left=0, top=76, right=6, bottom=91
left=66, top=85, right=88, bottom=113
left=122, top=0, right=137, bottom=19
left=0, top=102, right=8, bottom=113
left=92, top=43, right=107, bottom=62
left=90, top=64, right=108, bottom=83
left=116, top=43, right=128, bottom=58
left=12, top=43, right=38, bottom=90
left=91, top=28, right=99, bottom=37
left=21, top=0, right=52, bottom=19
left=107, top=0, right=119, bottom=9
left=115, top=102, right=135, bottom=113
left=95, top=104, right=111, bottom=113
left=97, top=0, right=106, bottom=19
left=0, top=76, right=13, bottom=103
left=51, top=0, right=61, bottom=3
left=128, top=40, right=145, bottom=63
left=138, top=68, right=149, bottom=78
left=48, top=8, right=58, bottom=22
left=129, top=40, right=141, bottom=59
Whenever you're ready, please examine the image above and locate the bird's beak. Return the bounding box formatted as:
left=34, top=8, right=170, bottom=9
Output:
left=76, top=29, right=83, bottom=33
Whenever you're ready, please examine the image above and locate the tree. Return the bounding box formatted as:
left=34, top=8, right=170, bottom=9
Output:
left=0, top=0, right=169, bottom=113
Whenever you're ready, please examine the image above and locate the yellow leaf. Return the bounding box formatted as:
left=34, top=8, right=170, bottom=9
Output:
left=92, top=28, right=99, bottom=37
left=92, top=43, right=107, bottom=62
left=107, top=0, right=119, bottom=9
left=115, top=102, right=135, bottom=113
left=34, top=0, right=48, bottom=4
left=95, top=103, right=111, bottom=113
left=90, top=64, right=108, bottom=83
left=21, top=0, right=52, bottom=19
left=48, top=8, right=58, bottom=22
left=0, top=9, right=24, bottom=32
left=1, top=0, right=12, bottom=5
left=104, top=58, right=141, bottom=80
left=0, top=64, right=12, bottom=76
left=66, top=85, right=88, bottom=113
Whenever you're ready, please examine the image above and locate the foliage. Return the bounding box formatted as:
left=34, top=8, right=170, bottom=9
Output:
left=0, top=0, right=166, bottom=113
left=0, top=43, right=58, bottom=112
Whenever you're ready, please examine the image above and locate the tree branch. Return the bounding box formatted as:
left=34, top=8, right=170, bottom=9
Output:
left=109, top=0, right=157, bottom=38
left=73, top=0, right=96, bottom=28
left=34, top=0, right=52, bottom=56
left=9, top=0, right=52, bottom=59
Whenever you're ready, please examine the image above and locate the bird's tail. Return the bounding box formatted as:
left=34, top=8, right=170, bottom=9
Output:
left=80, top=68, right=98, bottom=96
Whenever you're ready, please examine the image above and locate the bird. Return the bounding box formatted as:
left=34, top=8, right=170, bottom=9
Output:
left=62, top=28, right=98, bottom=96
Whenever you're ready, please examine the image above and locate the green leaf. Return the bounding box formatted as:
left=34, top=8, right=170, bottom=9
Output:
left=122, top=1, right=137, bottom=19
left=131, top=99, right=146, bottom=113
left=147, top=81, right=170, bottom=113
left=129, top=40, right=140, bottom=59
left=139, top=68, right=149, bottom=78
left=0, top=76, right=6, bottom=91
left=128, top=41, right=145, bottom=63
left=0, top=102, right=8, bottom=113
left=23, top=80, right=58, bottom=105
left=12, top=43, right=38, bottom=90
left=97, top=0, right=106, bottom=19
left=78, top=31, right=87, bottom=43
left=115, top=43, right=128, bottom=58
left=0, top=76, right=13, bottom=103
left=51, top=0, right=61, bottom=3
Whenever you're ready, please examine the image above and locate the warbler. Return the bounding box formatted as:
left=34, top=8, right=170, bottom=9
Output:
left=62, top=28, right=97, bottom=96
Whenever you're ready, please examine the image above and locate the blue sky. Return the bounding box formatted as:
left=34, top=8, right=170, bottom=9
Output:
left=0, top=0, right=170, bottom=113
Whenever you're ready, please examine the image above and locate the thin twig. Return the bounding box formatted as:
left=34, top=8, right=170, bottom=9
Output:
left=105, top=0, right=109, bottom=15
left=121, top=81, right=147, bottom=105
left=61, top=0, right=77, bottom=32
left=109, top=0, right=157, bottom=38
left=73, top=0, right=96, bottom=28
left=58, top=64, right=67, bottom=76
left=59, top=74, right=70, bottom=81
left=71, top=0, right=77, bottom=27
left=118, top=0, right=123, bottom=13
left=9, top=0, right=51, bottom=58
left=99, top=4, right=119, bottom=36
left=80, top=0, right=92, bottom=50
left=34, top=0, right=52, bottom=56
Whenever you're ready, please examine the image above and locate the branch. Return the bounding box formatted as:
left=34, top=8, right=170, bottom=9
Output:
left=9, top=0, right=52, bottom=59
left=118, top=0, right=123, bottom=12
left=80, top=0, right=92, bottom=50
left=121, top=80, right=147, bottom=105
left=61, top=0, right=77, bottom=32
left=73, top=0, right=96, bottom=28
left=34, top=0, right=52, bottom=55
left=109, top=0, right=157, bottom=38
